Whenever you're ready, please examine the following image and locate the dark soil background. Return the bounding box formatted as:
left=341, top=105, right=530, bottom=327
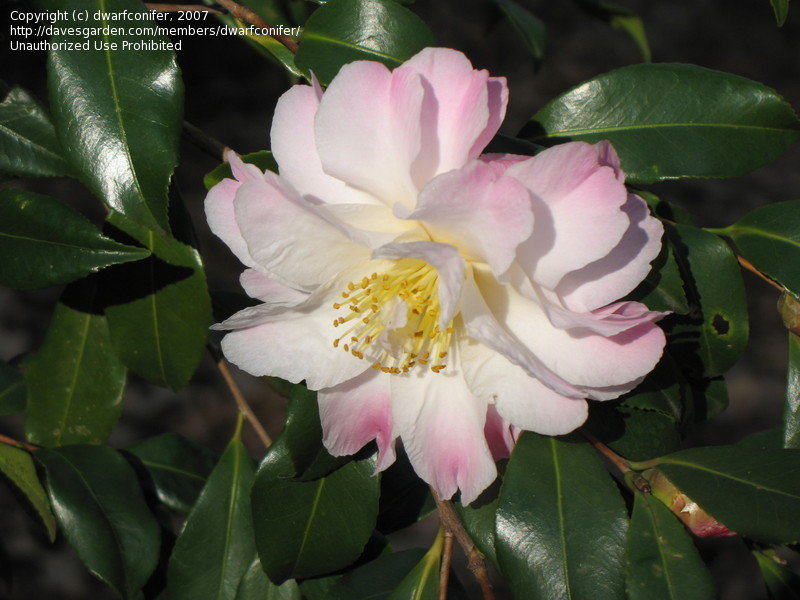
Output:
left=1, top=0, right=799, bottom=597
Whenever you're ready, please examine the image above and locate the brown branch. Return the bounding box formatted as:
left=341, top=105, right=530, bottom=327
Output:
left=438, top=529, right=454, bottom=600
left=580, top=428, right=631, bottom=474
left=213, top=0, right=299, bottom=53
left=215, top=359, right=273, bottom=448
left=434, top=495, right=495, bottom=600
left=182, top=120, right=229, bottom=161
left=737, top=255, right=783, bottom=291
left=0, top=434, right=38, bottom=451
left=145, top=3, right=222, bottom=13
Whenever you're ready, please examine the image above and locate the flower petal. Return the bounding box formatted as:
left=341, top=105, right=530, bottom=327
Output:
left=319, top=369, right=396, bottom=471
left=239, top=269, right=309, bottom=305
left=461, top=339, right=589, bottom=435
left=373, top=240, right=466, bottom=327
left=557, top=193, right=664, bottom=311
left=506, top=142, right=631, bottom=290
left=314, top=60, right=424, bottom=207
left=271, top=84, right=379, bottom=206
left=401, top=160, right=534, bottom=278
left=234, top=175, right=370, bottom=291
left=543, top=298, right=668, bottom=337
left=205, top=178, right=258, bottom=270
left=483, top=404, right=517, bottom=460
left=404, top=47, right=508, bottom=183
left=391, top=368, right=496, bottom=505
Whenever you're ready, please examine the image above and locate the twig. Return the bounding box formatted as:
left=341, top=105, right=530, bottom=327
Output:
left=0, top=434, right=38, bottom=451
left=213, top=0, right=300, bottom=53
left=145, top=3, right=222, bottom=13
left=736, top=255, right=783, bottom=291
left=434, top=494, right=495, bottom=600
left=579, top=428, right=631, bottom=474
left=182, top=120, right=229, bottom=161
left=215, top=358, right=273, bottom=448
left=438, top=529, right=454, bottom=600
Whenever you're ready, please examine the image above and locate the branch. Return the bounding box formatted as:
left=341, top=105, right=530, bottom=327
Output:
left=736, top=255, right=783, bottom=291
left=182, top=120, right=229, bottom=161
left=0, top=434, right=38, bottom=451
left=213, top=0, right=300, bottom=53
left=213, top=355, right=273, bottom=449
left=146, top=3, right=222, bottom=14
left=438, top=529, right=454, bottom=600
left=434, top=494, right=495, bottom=600
left=580, top=428, right=631, bottom=474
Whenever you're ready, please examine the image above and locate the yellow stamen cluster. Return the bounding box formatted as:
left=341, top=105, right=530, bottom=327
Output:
left=332, top=259, right=454, bottom=374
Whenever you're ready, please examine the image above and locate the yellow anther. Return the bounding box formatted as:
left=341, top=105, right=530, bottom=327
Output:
left=333, top=338, right=340, bottom=348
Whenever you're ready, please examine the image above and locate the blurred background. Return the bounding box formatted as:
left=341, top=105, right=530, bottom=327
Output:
left=1, top=0, right=799, bottom=597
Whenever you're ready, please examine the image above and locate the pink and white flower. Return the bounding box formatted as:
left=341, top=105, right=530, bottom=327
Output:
left=206, top=48, right=666, bottom=504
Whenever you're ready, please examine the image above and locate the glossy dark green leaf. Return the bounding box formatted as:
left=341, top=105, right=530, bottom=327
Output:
left=46, top=0, right=182, bottom=231
left=235, top=559, right=301, bottom=600
left=377, top=448, right=435, bottom=535
left=25, top=285, right=126, bottom=447
left=36, top=445, right=160, bottom=598
left=0, top=360, right=26, bottom=416
left=525, top=64, right=800, bottom=183
left=496, top=434, right=628, bottom=600
left=0, top=189, right=149, bottom=290
left=252, top=436, right=380, bottom=583
left=639, top=446, right=800, bottom=544
left=573, top=0, right=651, bottom=61
left=126, top=433, right=217, bottom=513
left=0, top=86, right=72, bottom=177
left=102, top=210, right=212, bottom=391
left=455, top=479, right=502, bottom=567
left=0, top=444, right=57, bottom=541
left=295, top=0, right=435, bottom=84
left=785, top=334, right=800, bottom=449
left=625, top=493, right=715, bottom=600
left=771, top=0, right=791, bottom=26
left=627, top=234, right=690, bottom=315
left=494, top=0, right=546, bottom=63
left=386, top=537, right=441, bottom=600
left=204, top=151, right=278, bottom=190
left=753, top=547, right=800, bottom=599
left=620, top=357, right=685, bottom=422
left=666, top=224, right=749, bottom=377
left=588, top=404, right=682, bottom=463
left=166, top=435, right=256, bottom=600
left=326, top=549, right=426, bottom=600
left=717, top=201, right=800, bottom=296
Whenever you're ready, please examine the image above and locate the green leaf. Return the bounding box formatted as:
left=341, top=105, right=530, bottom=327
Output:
left=524, top=63, right=800, bottom=184
left=252, top=437, right=380, bottom=583
left=771, top=0, right=791, bottom=26
left=204, top=151, right=278, bottom=190
left=785, top=333, right=800, bottom=449
left=627, top=235, right=690, bottom=315
left=324, top=549, right=426, bottom=600
left=455, top=479, right=502, bottom=567
left=377, top=449, right=435, bottom=535
left=125, top=433, right=217, bottom=514
left=638, top=445, right=800, bottom=544
left=625, top=493, right=715, bottom=600
left=295, top=0, right=435, bottom=84
left=0, top=444, right=57, bottom=541
left=494, top=0, right=546, bottom=63
left=620, top=357, right=685, bottom=421
left=686, top=374, right=729, bottom=422
left=718, top=200, right=800, bottom=296
left=496, top=434, right=628, bottom=600
left=666, top=224, right=749, bottom=378
left=25, top=282, right=127, bottom=447
left=36, top=445, right=160, bottom=599
left=753, top=547, right=800, bottom=599
left=166, top=435, right=257, bottom=600
left=386, top=535, right=442, bottom=600
left=573, top=0, right=651, bottom=61
left=0, top=86, right=72, bottom=178
left=0, top=189, right=150, bottom=290
left=0, top=360, right=26, bottom=416
left=102, top=209, right=212, bottom=391
left=235, top=559, right=301, bottom=600
left=588, top=404, right=682, bottom=463
left=45, top=0, right=183, bottom=232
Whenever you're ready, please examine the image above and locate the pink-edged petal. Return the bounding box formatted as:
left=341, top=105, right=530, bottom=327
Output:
left=320, top=203, right=425, bottom=249
left=404, top=48, right=508, bottom=182
left=205, top=178, right=258, bottom=270
left=461, top=339, right=589, bottom=435
left=391, top=368, right=496, bottom=505
left=225, top=149, right=263, bottom=183
left=460, top=273, right=582, bottom=398
left=239, top=269, right=309, bottom=305
left=315, top=61, right=424, bottom=207
left=319, top=369, right=396, bottom=472
left=401, top=160, right=534, bottom=278
left=479, top=153, right=531, bottom=170
left=506, top=142, right=631, bottom=290
left=557, top=194, right=664, bottom=311
left=478, top=268, right=666, bottom=390
left=235, top=174, right=370, bottom=291
left=373, top=241, right=465, bottom=326
left=484, top=404, right=516, bottom=460
left=271, top=84, right=379, bottom=206
left=542, top=297, right=668, bottom=337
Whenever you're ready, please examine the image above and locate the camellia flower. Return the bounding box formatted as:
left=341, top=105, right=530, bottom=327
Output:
left=206, top=47, right=666, bottom=504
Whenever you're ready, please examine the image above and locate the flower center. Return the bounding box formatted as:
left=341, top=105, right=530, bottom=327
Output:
left=331, top=259, right=454, bottom=374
